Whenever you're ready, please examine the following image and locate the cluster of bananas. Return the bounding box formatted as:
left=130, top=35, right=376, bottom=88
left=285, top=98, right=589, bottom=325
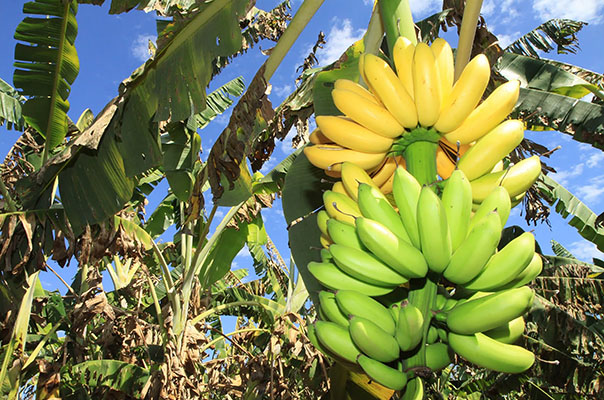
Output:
left=304, top=37, right=541, bottom=203
left=307, top=162, right=542, bottom=394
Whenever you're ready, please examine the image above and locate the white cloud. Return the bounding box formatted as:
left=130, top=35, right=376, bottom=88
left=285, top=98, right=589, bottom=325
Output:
left=317, top=18, right=365, bottom=66
left=409, top=0, right=441, bottom=17
left=362, top=0, right=373, bottom=5
left=533, top=0, right=604, bottom=24
left=496, top=31, right=522, bottom=48
left=586, top=152, right=604, bottom=168
left=482, top=0, right=496, bottom=15
left=273, top=84, right=293, bottom=99
left=550, top=162, right=584, bottom=186
left=131, top=34, right=156, bottom=62
left=574, top=175, right=604, bottom=206
left=568, top=240, right=603, bottom=262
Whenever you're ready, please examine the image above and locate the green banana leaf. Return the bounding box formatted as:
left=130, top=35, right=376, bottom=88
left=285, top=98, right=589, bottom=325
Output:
left=13, top=0, right=79, bottom=156
left=545, top=58, right=604, bottom=88
left=0, top=78, right=25, bottom=130
left=504, top=18, right=587, bottom=57
left=536, top=174, right=604, bottom=252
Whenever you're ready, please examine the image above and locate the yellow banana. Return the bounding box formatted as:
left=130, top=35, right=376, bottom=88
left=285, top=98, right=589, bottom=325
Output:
left=444, top=80, right=520, bottom=144
left=379, top=171, right=395, bottom=194
left=431, top=38, right=454, bottom=107
left=470, top=156, right=542, bottom=202
left=363, top=53, right=418, bottom=129
left=320, top=233, right=332, bottom=249
left=304, top=144, right=386, bottom=172
left=371, top=156, right=405, bottom=187
left=316, top=116, right=394, bottom=153
left=392, top=36, right=415, bottom=100
left=458, top=119, right=525, bottom=181
left=436, top=139, right=470, bottom=180
left=434, top=54, right=490, bottom=133
left=332, top=181, right=350, bottom=198
left=309, top=128, right=333, bottom=145
left=334, top=78, right=382, bottom=105
left=341, top=161, right=380, bottom=201
left=412, top=42, right=440, bottom=127
left=317, top=210, right=330, bottom=236
left=323, top=190, right=362, bottom=225
left=332, top=88, right=404, bottom=138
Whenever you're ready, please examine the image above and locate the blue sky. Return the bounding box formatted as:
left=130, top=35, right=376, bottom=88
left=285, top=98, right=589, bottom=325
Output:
left=1, top=0, right=603, bottom=293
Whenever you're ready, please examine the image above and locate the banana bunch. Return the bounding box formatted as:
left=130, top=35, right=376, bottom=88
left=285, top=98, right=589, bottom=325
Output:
left=304, top=36, right=541, bottom=204
left=309, top=166, right=542, bottom=393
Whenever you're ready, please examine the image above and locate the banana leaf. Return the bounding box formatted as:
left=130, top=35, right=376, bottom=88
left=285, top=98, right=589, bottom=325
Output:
left=536, top=174, right=604, bottom=252
left=13, top=0, right=79, bottom=155
left=0, top=78, right=25, bottom=130
left=504, top=18, right=587, bottom=57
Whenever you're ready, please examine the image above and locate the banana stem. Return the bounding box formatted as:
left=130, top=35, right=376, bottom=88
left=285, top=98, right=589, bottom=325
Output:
left=403, top=140, right=438, bottom=186
left=378, top=0, right=417, bottom=58
left=454, top=0, right=484, bottom=81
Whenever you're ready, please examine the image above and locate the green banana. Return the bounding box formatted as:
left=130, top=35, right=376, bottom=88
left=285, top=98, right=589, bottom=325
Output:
left=330, top=244, right=408, bottom=287
left=427, top=326, right=439, bottom=344
left=315, top=320, right=361, bottom=364
left=392, top=166, right=422, bottom=248
left=485, top=316, right=525, bottom=344
left=319, top=291, right=349, bottom=327
left=417, top=186, right=452, bottom=273
left=396, top=303, right=424, bottom=352
left=317, top=210, right=330, bottom=237
left=499, top=253, right=543, bottom=290
left=335, top=290, right=396, bottom=336
left=446, top=286, right=534, bottom=334
left=327, top=218, right=366, bottom=250
left=443, top=211, right=502, bottom=284
left=401, top=378, right=423, bottom=400
left=437, top=328, right=448, bottom=343
left=389, top=303, right=400, bottom=325
left=320, top=248, right=333, bottom=263
left=357, top=354, right=408, bottom=391
left=323, top=190, right=362, bottom=226
left=349, top=316, right=400, bottom=362
left=435, top=293, right=448, bottom=310
left=448, top=332, right=535, bottom=373
left=357, top=183, right=411, bottom=243
left=442, top=169, right=472, bottom=251
left=469, top=186, right=511, bottom=232
left=464, top=232, right=535, bottom=291
left=425, top=342, right=453, bottom=371
left=308, top=261, right=394, bottom=297
left=355, top=217, right=428, bottom=279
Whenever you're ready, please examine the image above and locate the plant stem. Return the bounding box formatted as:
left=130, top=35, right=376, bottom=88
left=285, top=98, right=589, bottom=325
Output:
left=454, top=0, right=484, bottom=81
left=403, top=140, right=438, bottom=186
left=0, top=174, right=17, bottom=212
left=379, top=0, right=417, bottom=58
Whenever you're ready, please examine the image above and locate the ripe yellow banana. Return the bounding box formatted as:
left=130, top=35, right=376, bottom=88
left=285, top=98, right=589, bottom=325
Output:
left=412, top=42, right=440, bottom=127
left=332, top=88, right=404, bottom=138
left=341, top=161, right=380, bottom=201
left=470, top=156, right=542, bottom=202
left=431, top=38, right=454, bottom=107
left=316, top=116, right=394, bottom=154
left=323, top=190, right=362, bottom=225
left=458, top=119, right=525, bottom=181
left=436, top=145, right=456, bottom=180
left=317, top=210, right=330, bottom=237
left=371, top=156, right=405, bottom=187
left=334, top=78, right=382, bottom=105
left=392, top=36, right=415, bottom=100
left=363, top=53, right=418, bottom=129
left=379, top=172, right=395, bottom=194
left=444, top=80, right=520, bottom=144
left=434, top=54, right=490, bottom=133
left=304, top=144, right=386, bottom=172
left=332, top=181, right=350, bottom=198
left=309, top=128, right=332, bottom=144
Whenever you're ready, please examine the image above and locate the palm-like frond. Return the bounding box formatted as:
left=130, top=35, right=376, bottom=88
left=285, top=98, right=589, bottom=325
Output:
left=0, top=78, right=25, bottom=130
left=551, top=240, right=577, bottom=259
left=505, top=19, right=587, bottom=57
left=13, top=0, right=79, bottom=157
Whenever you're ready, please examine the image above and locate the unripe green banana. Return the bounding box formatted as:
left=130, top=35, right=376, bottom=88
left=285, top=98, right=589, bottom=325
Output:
left=355, top=217, right=428, bottom=279
left=320, top=248, right=332, bottom=263
left=442, top=169, right=472, bottom=251
left=323, top=190, right=362, bottom=226
left=392, top=166, right=422, bottom=248
left=358, top=183, right=411, bottom=243
left=499, top=253, right=543, bottom=290
left=326, top=219, right=365, bottom=250
left=417, top=186, right=452, bottom=273
left=485, top=316, right=525, bottom=344
left=315, top=320, right=361, bottom=364
left=349, top=316, right=400, bottom=362
left=396, top=303, right=424, bottom=352
left=330, top=244, right=408, bottom=287
left=464, top=232, right=535, bottom=291
left=469, top=186, right=511, bottom=232
left=427, top=326, right=439, bottom=344
left=317, top=210, right=330, bottom=236
left=435, top=293, right=448, bottom=310
left=448, top=332, right=535, bottom=373
left=443, top=211, right=502, bottom=284
left=319, top=291, right=349, bottom=327
left=425, top=342, right=453, bottom=371
left=335, top=290, right=397, bottom=336
left=437, top=327, right=448, bottom=343
left=308, top=261, right=394, bottom=297
left=357, top=354, right=408, bottom=391
left=446, top=286, right=534, bottom=335
left=389, top=303, right=400, bottom=325
left=307, top=322, right=332, bottom=356
left=401, top=378, right=423, bottom=400
left=443, top=298, right=458, bottom=312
